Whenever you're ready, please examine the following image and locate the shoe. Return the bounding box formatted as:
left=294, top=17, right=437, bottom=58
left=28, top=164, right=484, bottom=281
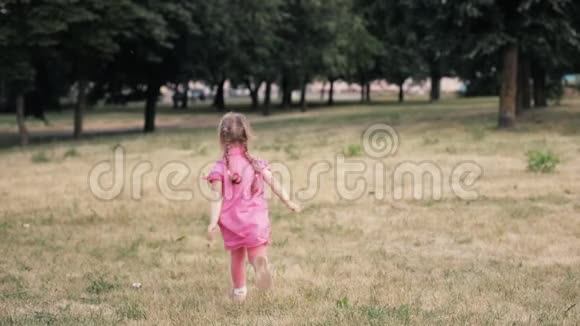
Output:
left=231, top=286, right=247, bottom=302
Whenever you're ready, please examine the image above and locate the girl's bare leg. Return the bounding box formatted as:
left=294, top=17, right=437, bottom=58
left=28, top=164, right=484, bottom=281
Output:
left=247, top=245, right=271, bottom=289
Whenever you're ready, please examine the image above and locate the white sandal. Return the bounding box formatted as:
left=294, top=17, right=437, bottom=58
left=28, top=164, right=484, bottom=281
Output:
left=231, top=286, right=247, bottom=302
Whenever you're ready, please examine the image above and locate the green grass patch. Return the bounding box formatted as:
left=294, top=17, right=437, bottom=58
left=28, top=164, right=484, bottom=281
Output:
left=336, top=296, right=351, bottom=309
left=116, top=299, right=147, bottom=321
left=63, top=148, right=80, bottom=158
left=85, top=273, right=117, bottom=295
left=31, top=151, right=51, bottom=163
left=343, top=144, right=363, bottom=157
left=526, top=150, right=560, bottom=173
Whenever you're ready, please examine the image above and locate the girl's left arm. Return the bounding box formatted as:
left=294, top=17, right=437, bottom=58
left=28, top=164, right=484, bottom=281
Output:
left=207, top=181, right=222, bottom=241
left=262, top=169, right=301, bottom=213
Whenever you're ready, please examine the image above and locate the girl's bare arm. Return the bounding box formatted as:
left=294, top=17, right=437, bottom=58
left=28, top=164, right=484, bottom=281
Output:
left=262, top=169, right=301, bottom=212
left=207, top=181, right=223, bottom=240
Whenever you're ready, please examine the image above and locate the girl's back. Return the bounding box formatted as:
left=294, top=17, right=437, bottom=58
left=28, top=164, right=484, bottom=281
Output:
left=207, top=144, right=270, bottom=250
left=205, top=112, right=300, bottom=302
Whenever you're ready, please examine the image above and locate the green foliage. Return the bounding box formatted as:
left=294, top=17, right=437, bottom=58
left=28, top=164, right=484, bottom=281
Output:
left=343, top=144, right=363, bottom=157
left=364, top=305, right=387, bottom=320
left=336, top=296, right=350, bottom=309
left=32, top=311, right=58, bottom=325
left=31, top=152, right=51, bottom=163
left=361, top=0, right=425, bottom=95
left=227, top=0, right=283, bottom=89
left=526, top=150, right=560, bottom=173
left=63, top=148, right=80, bottom=158
left=116, top=299, right=147, bottom=321
left=85, top=274, right=117, bottom=295
left=448, top=0, right=580, bottom=70
left=2, top=0, right=580, bottom=139
left=392, top=304, right=410, bottom=324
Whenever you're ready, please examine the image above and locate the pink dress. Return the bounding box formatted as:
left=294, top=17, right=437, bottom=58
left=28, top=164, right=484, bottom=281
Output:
left=206, top=145, right=270, bottom=250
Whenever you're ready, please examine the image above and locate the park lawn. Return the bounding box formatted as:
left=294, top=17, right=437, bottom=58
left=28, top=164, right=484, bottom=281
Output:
left=0, top=97, right=580, bottom=325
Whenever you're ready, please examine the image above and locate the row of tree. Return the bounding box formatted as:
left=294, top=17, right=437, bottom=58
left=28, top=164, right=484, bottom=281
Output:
left=1, top=0, right=580, bottom=145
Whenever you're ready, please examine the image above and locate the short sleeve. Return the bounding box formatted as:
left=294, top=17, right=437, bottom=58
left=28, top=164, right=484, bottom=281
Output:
left=205, top=160, right=225, bottom=183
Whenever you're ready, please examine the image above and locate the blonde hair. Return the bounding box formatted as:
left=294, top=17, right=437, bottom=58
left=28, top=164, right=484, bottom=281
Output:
left=218, top=112, right=254, bottom=146
left=217, top=112, right=261, bottom=188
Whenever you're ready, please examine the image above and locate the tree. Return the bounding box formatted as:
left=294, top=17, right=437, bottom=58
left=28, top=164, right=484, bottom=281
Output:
left=228, top=0, right=283, bottom=111
left=277, top=0, right=347, bottom=111
left=318, top=1, right=357, bottom=106
left=109, top=0, right=197, bottom=133
left=342, top=14, right=382, bottom=103
left=0, top=0, right=71, bottom=145
left=361, top=0, right=425, bottom=103
left=448, top=0, right=580, bottom=127
left=59, top=0, right=135, bottom=138
left=191, top=0, right=236, bottom=111
left=403, top=0, right=461, bottom=102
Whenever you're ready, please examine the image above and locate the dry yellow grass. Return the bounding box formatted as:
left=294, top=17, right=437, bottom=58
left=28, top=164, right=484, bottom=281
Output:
left=1, top=98, right=580, bottom=325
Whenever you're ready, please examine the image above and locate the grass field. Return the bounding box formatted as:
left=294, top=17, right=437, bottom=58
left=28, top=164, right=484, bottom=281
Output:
left=1, top=97, right=580, bottom=325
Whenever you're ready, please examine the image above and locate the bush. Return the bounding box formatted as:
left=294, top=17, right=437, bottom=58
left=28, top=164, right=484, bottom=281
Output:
left=526, top=150, right=559, bottom=173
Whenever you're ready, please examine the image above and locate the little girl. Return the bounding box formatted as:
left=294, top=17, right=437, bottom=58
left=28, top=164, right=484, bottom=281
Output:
left=205, top=112, right=300, bottom=302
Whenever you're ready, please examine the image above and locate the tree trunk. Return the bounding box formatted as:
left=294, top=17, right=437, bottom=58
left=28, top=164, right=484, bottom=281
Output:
left=360, top=80, right=365, bottom=102
left=429, top=60, right=441, bottom=102
left=498, top=45, right=518, bottom=128
left=74, top=80, right=87, bottom=138
left=284, top=88, right=292, bottom=107
left=144, top=80, right=160, bottom=133
left=213, top=79, right=226, bottom=111
left=532, top=65, right=547, bottom=108
left=263, top=81, right=272, bottom=116
left=398, top=82, right=405, bottom=103
left=16, top=93, right=29, bottom=146
left=517, top=55, right=531, bottom=115
left=246, top=80, right=261, bottom=109
left=281, top=75, right=291, bottom=108
left=0, top=81, right=6, bottom=106
left=250, top=90, right=258, bottom=109
left=327, top=79, right=335, bottom=106
left=172, top=84, right=179, bottom=109
left=181, top=82, right=189, bottom=109
left=299, top=80, right=307, bottom=112
left=365, top=82, right=371, bottom=102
